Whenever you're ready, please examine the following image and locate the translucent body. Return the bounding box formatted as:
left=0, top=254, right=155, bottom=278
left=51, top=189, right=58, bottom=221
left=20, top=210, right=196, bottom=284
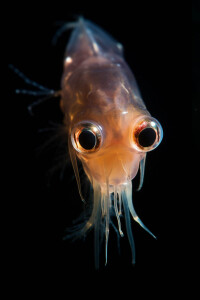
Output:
left=60, top=19, right=163, bottom=267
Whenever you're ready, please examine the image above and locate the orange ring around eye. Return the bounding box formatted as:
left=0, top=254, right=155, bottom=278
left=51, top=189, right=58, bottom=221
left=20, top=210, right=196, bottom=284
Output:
left=132, top=116, right=163, bottom=152
left=71, top=121, right=103, bottom=154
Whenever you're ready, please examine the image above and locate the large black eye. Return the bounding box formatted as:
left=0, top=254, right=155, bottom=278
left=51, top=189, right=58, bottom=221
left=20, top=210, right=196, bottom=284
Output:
left=78, top=129, right=96, bottom=150
left=133, top=116, right=163, bottom=152
left=71, top=122, right=102, bottom=153
left=138, top=127, right=156, bottom=148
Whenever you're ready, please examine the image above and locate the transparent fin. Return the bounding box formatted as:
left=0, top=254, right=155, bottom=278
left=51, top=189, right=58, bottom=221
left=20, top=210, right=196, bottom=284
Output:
left=68, top=135, right=85, bottom=203
left=126, top=182, right=156, bottom=239
left=137, top=155, right=146, bottom=191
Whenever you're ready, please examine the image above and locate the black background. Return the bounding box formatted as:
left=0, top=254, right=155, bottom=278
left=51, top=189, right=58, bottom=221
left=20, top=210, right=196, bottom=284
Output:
left=7, top=1, right=197, bottom=297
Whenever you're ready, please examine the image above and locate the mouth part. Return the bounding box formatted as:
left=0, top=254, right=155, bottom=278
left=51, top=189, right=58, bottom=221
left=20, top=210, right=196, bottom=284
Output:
left=65, top=176, right=156, bottom=269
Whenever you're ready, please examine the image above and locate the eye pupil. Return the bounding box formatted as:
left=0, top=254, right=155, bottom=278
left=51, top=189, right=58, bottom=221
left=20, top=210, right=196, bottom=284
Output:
left=79, top=129, right=96, bottom=150
left=138, top=127, right=156, bottom=147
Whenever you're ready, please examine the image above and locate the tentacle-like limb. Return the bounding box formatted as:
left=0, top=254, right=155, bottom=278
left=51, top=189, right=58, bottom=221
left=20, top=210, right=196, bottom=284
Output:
left=105, top=178, right=110, bottom=265
left=9, top=64, right=61, bottom=115
left=52, top=17, right=85, bottom=45
left=114, top=186, right=124, bottom=237
left=9, top=64, right=55, bottom=92
left=137, top=155, right=146, bottom=191
left=126, top=182, right=156, bottom=239
left=122, top=189, right=136, bottom=264
left=68, top=135, right=85, bottom=203
left=93, top=182, right=102, bottom=269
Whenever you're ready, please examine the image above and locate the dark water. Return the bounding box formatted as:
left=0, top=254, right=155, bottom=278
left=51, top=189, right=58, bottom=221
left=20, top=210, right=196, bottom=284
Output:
left=6, top=1, right=196, bottom=296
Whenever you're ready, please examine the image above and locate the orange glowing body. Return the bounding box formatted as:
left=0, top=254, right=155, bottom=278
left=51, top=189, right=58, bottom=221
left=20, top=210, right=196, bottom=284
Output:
left=59, top=19, right=163, bottom=267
